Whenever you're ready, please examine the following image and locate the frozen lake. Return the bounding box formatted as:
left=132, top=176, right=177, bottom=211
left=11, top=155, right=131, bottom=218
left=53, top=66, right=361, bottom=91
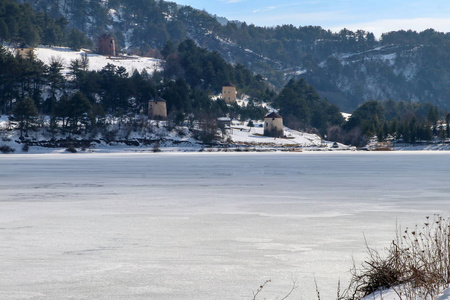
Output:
left=1, top=152, right=450, bottom=299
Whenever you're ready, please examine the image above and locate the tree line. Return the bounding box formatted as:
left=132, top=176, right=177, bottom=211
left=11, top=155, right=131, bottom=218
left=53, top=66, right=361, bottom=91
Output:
left=327, top=99, right=445, bottom=146
left=0, top=40, right=269, bottom=139
left=15, top=0, right=450, bottom=111
left=14, top=0, right=436, bottom=72
left=1, top=40, right=446, bottom=147
left=1, top=0, right=447, bottom=147
left=0, top=0, right=91, bottom=49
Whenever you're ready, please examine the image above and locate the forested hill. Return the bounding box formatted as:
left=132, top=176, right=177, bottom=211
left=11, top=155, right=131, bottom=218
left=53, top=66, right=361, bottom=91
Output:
left=12, top=0, right=450, bottom=111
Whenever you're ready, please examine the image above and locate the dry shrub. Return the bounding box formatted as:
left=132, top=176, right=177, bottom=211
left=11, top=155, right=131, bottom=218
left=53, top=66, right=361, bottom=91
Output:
left=65, top=145, right=77, bottom=153
left=152, top=141, right=161, bottom=153
left=251, top=279, right=298, bottom=300
left=343, top=215, right=450, bottom=299
left=0, top=145, right=15, bottom=153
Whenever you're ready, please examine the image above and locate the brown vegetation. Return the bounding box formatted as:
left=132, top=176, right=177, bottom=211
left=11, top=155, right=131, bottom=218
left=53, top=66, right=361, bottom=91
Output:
left=344, top=215, right=450, bottom=299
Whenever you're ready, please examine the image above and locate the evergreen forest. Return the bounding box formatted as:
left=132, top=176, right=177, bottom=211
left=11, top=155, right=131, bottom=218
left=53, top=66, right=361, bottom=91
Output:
left=0, top=0, right=449, bottom=149
left=10, top=0, right=450, bottom=111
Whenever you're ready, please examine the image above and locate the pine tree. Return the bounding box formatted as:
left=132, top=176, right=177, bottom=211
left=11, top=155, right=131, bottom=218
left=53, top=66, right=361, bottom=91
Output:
left=55, top=94, right=70, bottom=129
left=12, top=96, right=38, bottom=138
left=46, top=56, right=65, bottom=99
left=427, top=106, right=439, bottom=125
left=67, top=91, right=92, bottom=132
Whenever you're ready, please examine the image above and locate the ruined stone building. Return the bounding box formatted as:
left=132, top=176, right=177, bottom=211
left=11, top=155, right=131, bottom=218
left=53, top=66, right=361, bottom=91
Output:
left=97, top=34, right=116, bottom=57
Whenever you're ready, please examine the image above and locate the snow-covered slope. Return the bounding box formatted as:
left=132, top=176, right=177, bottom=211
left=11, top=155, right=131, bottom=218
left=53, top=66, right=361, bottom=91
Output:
left=229, top=120, right=325, bottom=147
left=34, top=46, right=163, bottom=76
left=0, top=114, right=348, bottom=154
left=1, top=45, right=351, bottom=153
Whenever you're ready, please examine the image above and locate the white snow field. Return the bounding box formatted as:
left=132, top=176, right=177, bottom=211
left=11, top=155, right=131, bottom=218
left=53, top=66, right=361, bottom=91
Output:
left=1, top=152, right=450, bottom=299
left=33, top=46, right=162, bottom=76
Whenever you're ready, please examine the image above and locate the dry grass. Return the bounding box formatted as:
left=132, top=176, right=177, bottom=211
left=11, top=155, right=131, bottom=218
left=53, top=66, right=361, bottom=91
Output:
left=343, top=215, right=450, bottom=299
left=250, top=215, right=450, bottom=300
left=251, top=279, right=298, bottom=300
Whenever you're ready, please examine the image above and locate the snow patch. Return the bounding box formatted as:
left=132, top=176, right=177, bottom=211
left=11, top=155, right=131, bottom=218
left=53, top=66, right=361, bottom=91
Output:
left=34, top=46, right=163, bottom=77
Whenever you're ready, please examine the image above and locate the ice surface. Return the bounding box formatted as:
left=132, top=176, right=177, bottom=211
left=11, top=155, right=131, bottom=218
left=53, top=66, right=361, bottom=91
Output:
left=1, top=152, right=450, bottom=299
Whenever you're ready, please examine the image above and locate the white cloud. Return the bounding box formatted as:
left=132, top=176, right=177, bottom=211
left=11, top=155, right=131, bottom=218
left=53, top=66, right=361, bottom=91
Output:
left=252, top=2, right=306, bottom=14
left=253, top=6, right=277, bottom=14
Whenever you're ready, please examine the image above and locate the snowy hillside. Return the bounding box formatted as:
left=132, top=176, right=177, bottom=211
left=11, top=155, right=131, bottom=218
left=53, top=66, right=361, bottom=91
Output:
left=229, top=120, right=330, bottom=148
left=1, top=44, right=350, bottom=154
left=0, top=113, right=349, bottom=154
left=0, top=44, right=356, bottom=154
left=34, top=46, right=163, bottom=76
left=15, top=0, right=450, bottom=111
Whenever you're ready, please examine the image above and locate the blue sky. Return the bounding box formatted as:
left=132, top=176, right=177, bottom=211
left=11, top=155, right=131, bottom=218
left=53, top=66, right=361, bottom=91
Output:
left=169, top=0, right=450, bottom=37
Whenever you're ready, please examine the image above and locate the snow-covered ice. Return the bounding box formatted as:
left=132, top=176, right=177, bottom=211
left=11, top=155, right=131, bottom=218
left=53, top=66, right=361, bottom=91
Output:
left=1, top=152, right=450, bottom=299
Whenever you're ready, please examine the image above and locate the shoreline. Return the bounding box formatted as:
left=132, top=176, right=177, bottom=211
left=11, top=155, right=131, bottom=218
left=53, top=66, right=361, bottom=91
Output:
left=2, top=146, right=450, bottom=155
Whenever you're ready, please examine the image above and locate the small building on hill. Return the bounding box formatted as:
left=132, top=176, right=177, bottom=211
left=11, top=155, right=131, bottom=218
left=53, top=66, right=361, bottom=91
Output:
left=15, top=44, right=34, bottom=59
left=222, top=83, right=236, bottom=104
left=264, top=112, right=284, bottom=137
left=217, top=117, right=231, bottom=128
left=148, top=98, right=167, bottom=120
left=97, top=34, right=116, bottom=57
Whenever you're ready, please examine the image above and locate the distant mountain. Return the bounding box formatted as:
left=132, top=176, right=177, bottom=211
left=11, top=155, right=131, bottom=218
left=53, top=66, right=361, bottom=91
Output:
left=15, top=0, right=450, bottom=111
